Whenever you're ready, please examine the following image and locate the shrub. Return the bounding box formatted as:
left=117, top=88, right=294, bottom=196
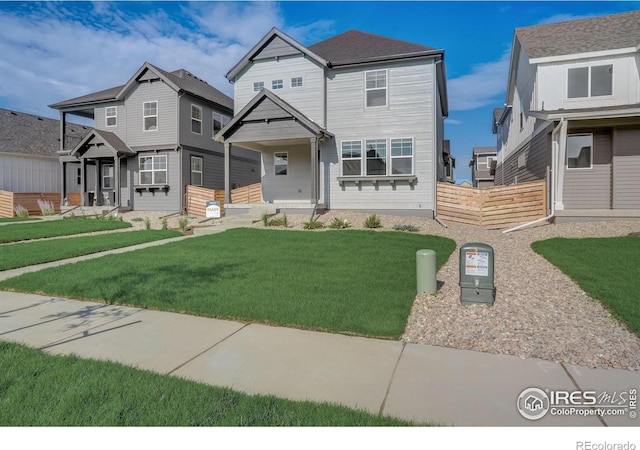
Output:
left=178, top=216, right=188, bottom=232
left=161, top=217, right=168, bottom=230
left=303, top=217, right=324, bottom=230
left=363, top=214, right=382, bottom=229
left=393, top=224, right=419, bottom=232
left=328, top=218, right=351, bottom=229
left=144, top=217, right=151, bottom=230
left=262, top=213, right=269, bottom=227
left=37, top=199, right=55, bottom=216
left=267, top=215, right=288, bottom=227
left=131, top=217, right=144, bottom=222
left=13, top=205, right=28, bottom=218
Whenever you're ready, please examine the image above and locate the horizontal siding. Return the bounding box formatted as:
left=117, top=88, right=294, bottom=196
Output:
left=124, top=80, right=177, bottom=148
left=257, top=36, right=301, bottom=59
left=613, top=127, right=640, bottom=209
left=93, top=101, right=126, bottom=141
left=495, top=128, right=550, bottom=185
left=262, top=144, right=311, bottom=202
left=130, top=150, right=180, bottom=211
left=324, top=59, right=436, bottom=211
left=234, top=55, right=325, bottom=126
left=179, top=94, right=226, bottom=151
left=1, top=154, right=60, bottom=192
left=564, top=131, right=611, bottom=209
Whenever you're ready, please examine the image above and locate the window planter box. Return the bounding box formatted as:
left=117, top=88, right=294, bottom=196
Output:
left=337, top=176, right=417, bottom=187
left=134, top=185, right=170, bottom=193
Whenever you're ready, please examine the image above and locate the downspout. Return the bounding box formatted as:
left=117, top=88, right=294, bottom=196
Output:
left=432, top=58, right=442, bottom=222
left=503, top=118, right=564, bottom=233
left=177, top=91, right=184, bottom=213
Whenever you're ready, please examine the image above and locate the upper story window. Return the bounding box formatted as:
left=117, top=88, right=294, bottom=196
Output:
left=139, top=155, right=167, bottom=185
left=567, top=134, right=592, bottom=169
left=365, top=70, right=387, bottom=107
left=143, top=101, right=157, bottom=131
left=291, top=77, right=303, bottom=88
left=191, top=156, right=203, bottom=186
left=253, top=82, right=264, bottom=92
left=568, top=65, right=613, bottom=99
left=212, top=112, right=230, bottom=137
left=105, top=107, right=117, bottom=127
left=272, top=79, right=283, bottom=90
left=191, top=104, right=202, bottom=135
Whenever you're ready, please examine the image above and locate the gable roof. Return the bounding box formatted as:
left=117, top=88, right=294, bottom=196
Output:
left=50, top=62, right=233, bottom=112
left=0, top=108, right=90, bottom=158
left=309, top=29, right=442, bottom=66
left=70, top=129, right=134, bottom=158
left=516, top=9, right=640, bottom=60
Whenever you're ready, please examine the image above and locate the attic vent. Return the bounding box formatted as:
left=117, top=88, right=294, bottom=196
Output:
left=10, top=111, right=17, bottom=115
left=37, top=117, right=43, bottom=121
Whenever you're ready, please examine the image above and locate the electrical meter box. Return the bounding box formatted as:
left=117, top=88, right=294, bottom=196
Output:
left=459, top=242, right=496, bottom=306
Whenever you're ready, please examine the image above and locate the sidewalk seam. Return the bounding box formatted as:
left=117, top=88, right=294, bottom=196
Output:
left=167, top=323, right=251, bottom=375
left=378, top=342, right=406, bottom=417
left=561, top=362, right=608, bottom=427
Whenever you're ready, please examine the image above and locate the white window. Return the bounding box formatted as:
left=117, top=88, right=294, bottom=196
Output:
left=139, top=155, right=167, bottom=185
left=253, top=82, right=264, bottom=92
left=102, top=164, right=114, bottom=189
left=191, top=156, right=203, bottom=186
left=191, top=104, right=202, bottom=134
left=291, top=77, right=303, bottom=88
left=568, top=65, right=613, bottom=99
left=486, top=156, right=495, bottom=169
left=105, top=107, right=117, bottom=127
left=567, top=134, right=593, bottom=169
left=76, top=167, right=81, bottom=185
left=341, top=141, right=362, bottom=176
left=272, top=79, right=283, bottom=90
left=390, top=138, right=413, bottom=175
left=212, top=112, right=230, bottom=137
left=365, top=70, right=387, bottom=107
left=366, top=139, right=387, bottom=175
left=143, top=101, right=157, bottom=131
left=274, top=152, right=288, bottom=176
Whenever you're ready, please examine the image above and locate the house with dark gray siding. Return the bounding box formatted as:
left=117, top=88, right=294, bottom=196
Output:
left=49, top=62, right=260, bottom=211
left=469, top=146, right=496, bottom=188
left=216, top=28, right=448, bottom=217
left=494, top=10, right=640, bottom=222
left=0, top=108, right=89, bottom=193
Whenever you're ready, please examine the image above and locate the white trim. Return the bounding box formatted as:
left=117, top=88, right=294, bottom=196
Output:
left=272, top=79, right=283, bottom=90
left=253, top=81, right=264, bottom=92
left=191, top=104, right=203, bottom=135
left=190, top=155, right=203, bottom=186
left=274, top=151, right=288, bottom=176
left=390, top=137, right=414, bottom=176
left=142, top=100, right=158, bottom=132
left=530, top=47, right=636, bottom=64
left=102, top=164, right=114, bottom=189
left=138, top=154, right=167, bottom=185
left=291, top=76, right=303, bottom=88
left=364, top=69, right=388, bottom=108
left=566, top=133, right=593, bottom=170
left=340, top=139, right=363, bottom=177
left=566, top=64, right=614, bottom=100
left=212, top=111, right=230, bottom=139
left=365, top=138, right=387, bottom=176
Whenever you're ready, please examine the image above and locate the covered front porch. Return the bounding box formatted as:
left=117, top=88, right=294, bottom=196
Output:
left=216, top=89, right=332, bottom=216
left=60, top=129, right=134, bottom=209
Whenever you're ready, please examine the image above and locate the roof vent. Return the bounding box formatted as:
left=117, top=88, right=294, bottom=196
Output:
left=10, top=111, right=17, bottom=116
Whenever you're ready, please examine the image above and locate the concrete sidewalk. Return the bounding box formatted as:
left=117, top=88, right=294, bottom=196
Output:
left=0, top=291, right=637, bottom=426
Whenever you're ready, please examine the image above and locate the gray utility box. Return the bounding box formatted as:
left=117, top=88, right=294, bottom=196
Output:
left=459, top=242, right=496, bottom=306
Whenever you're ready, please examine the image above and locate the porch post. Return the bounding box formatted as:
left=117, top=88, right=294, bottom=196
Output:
left=60, top=161, right=66, bottom=208
left=114, top=156, right=120, bottom=207
left=95, top=160, right=101, bottom=206
left=224, top=142, right=231, bottom=205
left=310, top=137, right=318, bottom=204
left=59, top=111, right=66, bottom=152
left=81, top=158, right=86, bottom=207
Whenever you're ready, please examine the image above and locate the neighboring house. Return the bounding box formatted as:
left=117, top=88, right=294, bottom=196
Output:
left=0, top=108, right=89, bottom=193
left=493, top=10, right=640, bottom=221
left=49, top=62, right=260, bottom=211
left=469, top=146, right=497, bottom=188
left=443, top=140, right=456, bottom=183
left=216, top=28, right=448, bottom=217
left=457, top=181, right=472, bottom=188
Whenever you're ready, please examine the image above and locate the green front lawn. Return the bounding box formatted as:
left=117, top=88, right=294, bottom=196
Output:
left=0, top=341, right=414, bottom=426
left=531, top=236, right=640, bottom=337
left=0, top=230, right=181, bottom=271
left=0, top=218, right=131, bottom=243
left=0, top=217, right=40, bottom=223
left=0, top=228, right=456, bottom=338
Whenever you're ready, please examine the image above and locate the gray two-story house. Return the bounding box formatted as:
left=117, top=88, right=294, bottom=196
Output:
left=469, top=146, right=497, bottom=188
left=494, top=10, right=640, bottom=222
left=216, top=28, right=448, bottom=217
left=50, top=62, right=259, bottom=211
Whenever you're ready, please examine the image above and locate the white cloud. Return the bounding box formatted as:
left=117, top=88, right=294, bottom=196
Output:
left=536, top=13, right=599, bottom=25
left=446, top=119, right=463, bottom=125
left=0, top=2, right=333, bottom=120
left=447, top=50, right=510, bottom=111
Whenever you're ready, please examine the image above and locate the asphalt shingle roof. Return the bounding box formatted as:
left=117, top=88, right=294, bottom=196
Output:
left=0, top=108, right=90, bottom=157
left=308, top=29, right=441, bottom=66
left=516, top=9, right=640, bottom=59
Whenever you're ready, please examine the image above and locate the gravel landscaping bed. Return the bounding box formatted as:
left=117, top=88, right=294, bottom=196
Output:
left=249, top=210, right=640, bottom=371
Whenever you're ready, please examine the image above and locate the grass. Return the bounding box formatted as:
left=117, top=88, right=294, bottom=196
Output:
left=0, top=217, right=40, bottom=223
left=0, top=230, right=181, bottom=271
left=0, top=218, right=131, bottom=243
left=531, top=236, right=640, bottom=337
left=0, top=341, right=415, bottom=426
left=0, top=228, right=456, bottom=338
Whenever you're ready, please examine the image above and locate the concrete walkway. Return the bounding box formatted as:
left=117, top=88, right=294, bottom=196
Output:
left=0, top=290, right=638, bottom=426
left=1, top=222, right=638, bottom=426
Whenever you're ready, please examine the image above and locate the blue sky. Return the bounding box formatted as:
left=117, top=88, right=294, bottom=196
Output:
left=1, top=1, right=639, bottom=181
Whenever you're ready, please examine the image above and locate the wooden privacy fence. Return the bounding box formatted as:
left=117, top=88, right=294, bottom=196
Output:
left=0, top=191, right=61, bottom=217
left=185, top=183, right=263, bottom=217
left=436, top=180, right=547, bottom=229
